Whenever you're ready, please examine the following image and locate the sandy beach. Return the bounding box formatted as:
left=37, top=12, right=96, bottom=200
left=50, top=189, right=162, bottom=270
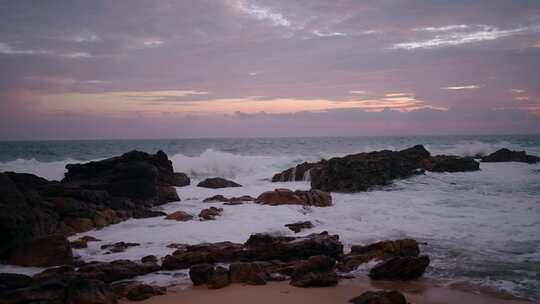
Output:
left=122, top=278, right=532, bottom=304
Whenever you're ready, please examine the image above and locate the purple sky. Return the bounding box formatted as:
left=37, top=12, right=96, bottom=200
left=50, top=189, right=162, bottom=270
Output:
left=1, top=0, right=540, bottom=139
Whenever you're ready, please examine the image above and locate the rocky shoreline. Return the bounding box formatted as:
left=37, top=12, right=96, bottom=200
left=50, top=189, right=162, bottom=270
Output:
left=1, top=145, right=538, bottom=303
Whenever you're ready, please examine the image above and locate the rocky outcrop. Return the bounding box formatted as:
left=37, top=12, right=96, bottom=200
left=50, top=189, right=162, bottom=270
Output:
left=369, top=256, right=430, bottom=280
left=101, top=242, right=140, bottom=254
left=162, top=232, right=343, bottom=270
left=285, top=221, right=314, bottom=233
left=0, top=150, right=179, bottom=263
left=349, top=290, right=407, bottom=304
left=422, top=155, right=480, bottom=172
left=165, top=211, right=193, bottom=221
left=255, top=189, right=332, bottom=207
left=199, top=207, right=223, bottom=220
left=189, top=263, right=215, bottom=286
left=77, top=259, right=160, bottom=283
left=71, top=235, right=101, bottom=249
left=197, top=177, right=242, bottom=188
left=290, top=255, right=338, bottom=288
left=482, top=148, right=540, bottom=164
left=339, top=239, right=420, bottom=272
left=229, top=262, right=268, bottom=285
left=310, top=145, right=479, bottom=192
left=113, top=282, right=165, bottom=301
left=172, top=172, right=190, bottom=187
left=5, top=235, right=73, bottom=267
left=272, top=162, right=321, bottom=182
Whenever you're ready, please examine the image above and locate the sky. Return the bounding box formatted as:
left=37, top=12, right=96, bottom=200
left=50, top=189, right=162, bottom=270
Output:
left=1, top=0, right=540, bottom=140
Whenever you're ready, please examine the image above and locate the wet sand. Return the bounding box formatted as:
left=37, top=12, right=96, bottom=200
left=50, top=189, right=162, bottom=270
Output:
left=122, top=278, right=532, bottom=304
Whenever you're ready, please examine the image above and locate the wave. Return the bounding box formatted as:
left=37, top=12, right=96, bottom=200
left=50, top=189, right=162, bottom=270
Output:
left=0, top=158, right=82, bottom=181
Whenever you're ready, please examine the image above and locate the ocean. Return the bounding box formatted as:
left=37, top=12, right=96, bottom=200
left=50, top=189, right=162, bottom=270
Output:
left=1, top=135, right=539, bottom=301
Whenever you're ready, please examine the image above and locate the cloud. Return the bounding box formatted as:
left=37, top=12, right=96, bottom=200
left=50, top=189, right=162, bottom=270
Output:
left=511, top=89, right=526, bottom=93
left=312, top=30, right=347, bottom=37
left=235, top=0, right=291, bottom=28
left=0, top=41, right=92, bottom=58
left=442, top=85, right=481, bottom=90
left=414, top=25, right=469, bottom=32
left=393, top=24, right=540, bottom=50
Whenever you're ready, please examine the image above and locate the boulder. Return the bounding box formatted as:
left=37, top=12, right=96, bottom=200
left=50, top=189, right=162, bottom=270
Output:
left=229, top=262, right=267, bottom=285
left=349, top=290, right=407, bottom=304
left=6, top=235, right=73, bottom=267
left=199, top=207, right=223, bottom=220
left=285, top=221, right=314, bottom=233
left=65, top=279, right=118, bottom=304
left=0, top=273, right=33, bottom=290
left=369, top=256, right=430, bottom=280
left=77, top=260, right=159, bottom=283
left=255, top=189, right=332, bottom=207
left=482, top=148, right=540, bottom=164
left=339, top=239, right=420, bottom=272
left=165, top=211, right=193, bottom=221
left=207, top=266, right=230, bottom=289
left=189, top=263, right=215, bottom=286
left=71, top=235, right=101, bottom=249
left=197, top=177, right=242, bottom=188
left=124, top=283, right=165, bottom=301
left=290, top=270, right=338, bottom=287
left=172, top=172, right=190, bottom=187
left=272, top=162, right=321, bottom=182
left=141, top=255, right=158, bottom=264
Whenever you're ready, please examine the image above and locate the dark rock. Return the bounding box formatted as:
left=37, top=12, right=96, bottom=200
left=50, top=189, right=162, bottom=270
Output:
left=77, top=260, right=159, bottom=283
left=125, top=283, right=165, bottom=301
left=369, top=256, right=430, bottom=280
left=203, top=194, right=255, bottom=203
left=132, top=209, right=167, bottom=219
left=71, top=235, right=101, bottom=249
left=285, top=221, right=314, bottom=233
left=244, top=232, right=343, bottom=261
left=189, top=263, right=215, bottom=285
left=34, top=265, right=77, bottom=281
left=339, top=239, right=420, bottom=272
left=349, top=290, right=407, bottom=304
left=272, top=162, right=321, bottom=182
left=199, top=207, right=223, bottom=220
left=255, top=189, right=332, bottom=207
left=422, top=155, right=480, bottom=172
left=0, top=273, right=33, bottom=290
left=482, top=148, right=540, bottom=164
left=290, top=270, right=338, bottom=288
left=229, top=262, right=267, bottom=285
left=165, top=211, right=193, bottom=221
left=207, top=266, right=230, bottom=289
left=197, top=177, right=242, bottom=189
left=65, top=279, right=118, bottom=304
left=101, top=242, right=140, bottom=254
left=141, top=255, right=158, bottom=264
left=6, top=234, right=73, bottom=267
left=173, top=172, right=190, bottom=187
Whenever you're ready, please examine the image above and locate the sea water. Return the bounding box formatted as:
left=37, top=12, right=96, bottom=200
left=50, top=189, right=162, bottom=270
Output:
left=0, top=135, right=539, bottom=301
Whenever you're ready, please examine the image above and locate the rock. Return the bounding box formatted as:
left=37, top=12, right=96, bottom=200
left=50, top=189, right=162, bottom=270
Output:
left=63, top=150, right=179, bottom=204
left=290, top=271, right=338, bottom=288
left=71, top=235, right=101, bottom=249
left=272, top=162, right=321, bottom=182
left=255, top=189, right=332, bottom=207
left=65, top=279, right=118, bottom=304
left=101, top=242, right=140, bottom=254
left=197, top=177, right=242, bottom=189
left=203, top=194, right=255, bottom=203
left=422, top=155, right=480, bottom=172
left=132, top=210, right=167, bottom=219
left=77, top=260, right=159, bottom=283
left=482, top=148, right=540, bottom=164
left=229, top=262, right=267, bottom=285
left=244, top=232, right=343, bottom=261
left=285, top=221, right=314, bottom=233
left=207, top=266, right=230, bottom=289
left=369, top=256, right=430, bottom=281
left=125, top=283, right=165, bottom=301
left=34, top=265, right=78, bottom=281
left=0, top=273, right=33, bottom=290
left=173, top=172, right=190, bottom=187
left=6, top=234, right=73, bottom=267
left=189, top=263, right=215, bottom=286
left=165, top=211, right=193, bottom=221
left=0, top=150, right=180, bottom=259
left=199, top=207, right=223, bottom=220
left=349, top=290, right=407, bottom=304
left=339, top=239, right=420, bottom=272
left=141, top=255, right=158, bottom=264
